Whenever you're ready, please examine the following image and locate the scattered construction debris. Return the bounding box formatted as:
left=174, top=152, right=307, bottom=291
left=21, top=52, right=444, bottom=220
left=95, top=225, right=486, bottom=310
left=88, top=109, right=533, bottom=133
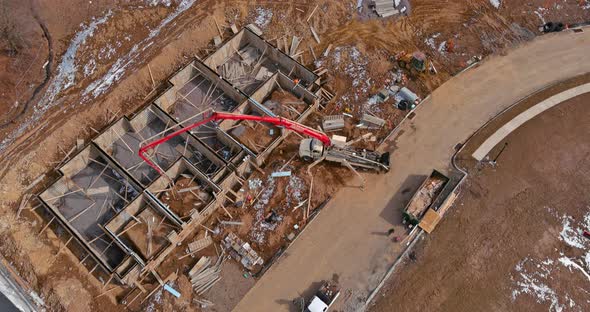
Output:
left=223, top=232, right=263, bottom=271
left=187, top=237, right=213, bottom=254
left=189, top=255, right=225, bottom=296
left=322, top=115, right=345, bottom=132
left=310, top=26, right=321, bottom=44
left=360, top=113, right=386, bottom=129
left=371, top=0, right=401, bottom=18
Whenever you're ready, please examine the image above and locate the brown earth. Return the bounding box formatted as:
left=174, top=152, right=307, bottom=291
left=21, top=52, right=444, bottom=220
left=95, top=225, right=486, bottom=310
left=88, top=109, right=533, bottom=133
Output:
left=0, top=0, right=589, bottom=311
left=370, top=89, right=590, bottom=311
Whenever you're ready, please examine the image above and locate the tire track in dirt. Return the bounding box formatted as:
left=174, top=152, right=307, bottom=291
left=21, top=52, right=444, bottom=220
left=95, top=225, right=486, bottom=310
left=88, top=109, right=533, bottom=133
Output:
left=0, top=1, right=215, bottom=180
left=0, top=6, right=53, bottom=129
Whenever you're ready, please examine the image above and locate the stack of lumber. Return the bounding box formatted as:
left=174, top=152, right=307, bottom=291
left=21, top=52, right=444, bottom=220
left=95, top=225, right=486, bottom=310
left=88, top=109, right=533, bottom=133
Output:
left=360, top=113, right=386, bottom=129
left=188, top=236, right=213, bottom=254
left=194, top=297, right=214, bottom=308
left=189, top=255, right=225, bottom=295
left=372, top=0, right=399, bottom=17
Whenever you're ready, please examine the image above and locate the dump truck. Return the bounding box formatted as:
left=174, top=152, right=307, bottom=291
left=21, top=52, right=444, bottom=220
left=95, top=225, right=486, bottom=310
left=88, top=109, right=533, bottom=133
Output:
left=402, top=170, right=449, bottom=226
left=306, top=281, right=341, bottom=312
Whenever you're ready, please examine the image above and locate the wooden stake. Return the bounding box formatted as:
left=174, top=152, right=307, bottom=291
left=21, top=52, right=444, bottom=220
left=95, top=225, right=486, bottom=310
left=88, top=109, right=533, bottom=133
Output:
left=16, top=194, right=31, bottom=218
left=112, top=128, right=134, bottom=153
left=38, top=216, right=55, bottom=235
left=213, top=17, right=223, bottom=38
left=310, top=26, right=321, bottom=44
left=323, top=44, right=333, bottom=57
left=306, top=5, right=319, bottom=22
left=148, top=64, right=155, bottom=89
left=102, top=274, right=115, bottom=290
left=306, top=175, right=314, bottom=221
left=200, top=224, right=214, bottom=233
left=309, top=46, right=317, bottom=61
left=95, top=285, right=120, bottom=299
left=69, top=202, right=96, bottom=223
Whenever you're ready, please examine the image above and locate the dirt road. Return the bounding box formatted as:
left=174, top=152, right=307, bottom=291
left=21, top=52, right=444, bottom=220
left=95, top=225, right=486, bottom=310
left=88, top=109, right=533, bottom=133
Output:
left=370, top=90, right=590, bottom=312
left=233, top=29, right=590, bottom=312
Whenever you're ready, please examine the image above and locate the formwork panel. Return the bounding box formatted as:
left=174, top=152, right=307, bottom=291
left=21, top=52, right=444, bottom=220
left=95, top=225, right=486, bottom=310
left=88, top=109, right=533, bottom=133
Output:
left=105, top=193, right=175, bottom=262
left=147, top=158, right=221, bottom=219
left=220, top=72, right=318, bottom=163
left=204, top=29, right=319, bottom=95
left=94, top=105, right=187, bottom=187
left=39, top=144, right=141, bottom=270
left=157, top=61, right=246, bottom=124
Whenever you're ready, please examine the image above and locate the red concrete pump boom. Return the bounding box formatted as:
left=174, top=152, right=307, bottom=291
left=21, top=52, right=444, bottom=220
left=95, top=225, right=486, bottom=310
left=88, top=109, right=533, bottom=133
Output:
left=138, top=111, right=331, bottom=174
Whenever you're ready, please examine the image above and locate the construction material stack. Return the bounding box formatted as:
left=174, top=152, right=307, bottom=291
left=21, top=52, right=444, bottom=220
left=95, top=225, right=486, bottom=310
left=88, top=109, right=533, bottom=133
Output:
left=371, top=0, right=399, bottom=17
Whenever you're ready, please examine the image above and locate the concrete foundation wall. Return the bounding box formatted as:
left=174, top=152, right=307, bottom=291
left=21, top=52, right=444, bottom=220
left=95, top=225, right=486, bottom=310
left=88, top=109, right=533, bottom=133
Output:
left=104, top=194, right=148, bottom=233
left=204, top=29, right=318, bottom=85
left=215, top=128, right=254, bottom=162
left=156, top=60, right=246, bottom=116
left=37, top=26, right=321, bottom=288
left=192, top=61, right=246, bottom=104
left=204, top=31, right=245, bottom=70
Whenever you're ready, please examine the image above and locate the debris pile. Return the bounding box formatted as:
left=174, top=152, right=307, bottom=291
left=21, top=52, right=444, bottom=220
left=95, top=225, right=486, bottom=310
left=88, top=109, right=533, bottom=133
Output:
left=371, top=0, right=400, bottom=18
left=250, top=177, right=277, bottom=244
left=223, top=232, right=264, bottom=271
left=219, top=46, right=273, bottom=91
left=189, top=255, right=225, bottom=295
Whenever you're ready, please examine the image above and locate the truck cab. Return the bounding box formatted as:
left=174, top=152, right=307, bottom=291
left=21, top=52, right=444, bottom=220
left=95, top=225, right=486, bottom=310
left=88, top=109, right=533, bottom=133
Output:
left=305, top=282, right=341, bottom=312
left=299, top=138, right=325, bottom=162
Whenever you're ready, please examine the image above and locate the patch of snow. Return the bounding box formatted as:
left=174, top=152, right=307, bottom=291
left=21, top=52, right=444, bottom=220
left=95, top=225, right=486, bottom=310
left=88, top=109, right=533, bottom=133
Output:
left=250, top=177, right=276, bottom=244
left=83, top=59, right=96, bottom=77
left=490, top=0, right=501, bottom=9
left=424, top=33, right=440, bottom=50
left=0, top=0, right=199, bottom=153
left=42, top=11, right=113, bottom=109
left=425, top=38, right=436, bottom=50
left=559, top=256, right=590, bottom=282
left=513, top=273, right=564, bottom=312
left=438, top=41, right=447, bottom=54
left=248, top=178, right=262, bottom=190
left=511, top=210, right=590, bottom=311
left=84, top=0, right=197, bottom=98
left=146, top=287, right=163, bottom=312
left=0, top=11, right=112, bottom=153
left=254, top=7, right=273, bottom=28
left=534, top=7, right=547, bottom=24
left=98, top=44, right=117, bottom=60
left=285, top=175, right=306, bottom=208
left=560, top=215, right=585, bottom=249
left=146, top=0, right=172, bottom=6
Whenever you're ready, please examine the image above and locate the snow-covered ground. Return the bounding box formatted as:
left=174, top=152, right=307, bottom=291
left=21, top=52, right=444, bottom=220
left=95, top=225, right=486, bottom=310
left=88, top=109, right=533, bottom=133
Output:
left=511, top=207, right=590, bottom=311
left=0, top=0, right=199, bottom=153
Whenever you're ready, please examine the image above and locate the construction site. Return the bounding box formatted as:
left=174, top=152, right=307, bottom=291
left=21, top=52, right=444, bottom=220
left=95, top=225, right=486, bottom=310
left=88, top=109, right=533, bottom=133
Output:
left=1, top=0, right=590, bottom=311
left=31, top=25, right=352, bottom=309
